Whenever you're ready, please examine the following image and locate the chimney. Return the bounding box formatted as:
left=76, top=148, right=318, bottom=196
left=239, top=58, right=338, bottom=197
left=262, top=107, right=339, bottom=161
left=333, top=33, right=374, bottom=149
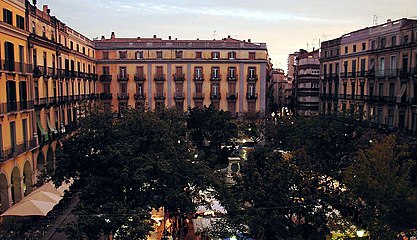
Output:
left=47, top=9, right=50, bottom=14
left=111, top=32, right=115, bottom=39
left=248, top=39, right=251, bottom=43
left=197, top=38, right=199, bottom=40
left=153, top=35, right=157, bottom=38
left=175, top=38, right=177, bottom=40
left=137, top=36, right=140, bottom=39
left=101, top=35, right=105, bottom=40
left=387, top=19, right=392, bottom=23
left=43, top=5, right=48, bottom=13
left=228, top=35, right=231, bottom=38
left=168, top=36, right=171, bottom=40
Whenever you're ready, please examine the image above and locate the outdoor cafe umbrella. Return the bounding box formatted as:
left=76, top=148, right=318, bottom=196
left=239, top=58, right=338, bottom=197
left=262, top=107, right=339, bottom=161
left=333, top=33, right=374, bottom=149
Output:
left=1, top=199, right=56, bottom=216
left=23, top=190, right=62, bottom=203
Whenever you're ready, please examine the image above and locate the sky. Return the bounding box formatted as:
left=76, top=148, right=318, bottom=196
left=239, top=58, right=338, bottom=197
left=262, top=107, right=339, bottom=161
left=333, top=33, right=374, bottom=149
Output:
left=37, top=0, right=417, bottom=73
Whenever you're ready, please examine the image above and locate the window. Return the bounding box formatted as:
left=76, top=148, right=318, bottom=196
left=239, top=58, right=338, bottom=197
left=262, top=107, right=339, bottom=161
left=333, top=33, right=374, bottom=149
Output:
left=119, top=67, right=127, bottom=78
left=392, top=36, right=397, bottom=46
left=4, top=41, right=15, bottom=71
left=211, top=67, right=219, bottom=78
left=42, top=26, right=46, bottom=37
left=228, top=51, right=236, bottom=59
left=403, top=35, right=409, bottom=44
left=102, top=66, right=109, bottom=75
left=195, top=51, right=202, bottom=59
left=32, top=21, right=35, bottom=34
left=6, top=80, right=17, bottom=112
left=3, top=8, right=12, bottom=25
left=10, top=122, right=16, bottom=153
left=371, top=40, right=375, bottom=50
left=19, top=81, right=27, bottom=109
left=120, top=83, right=127, bottom=94
left=119, top=51, right=127, bottom=59
left=103, top=52, right=109, bottom=59
left=137, top=83, right=143, bottom=96
left=211, top=84, right=219, bottom=96
left=324, top=51, right=328, bottom=58
left=175, top=51, right=183, bottom=59
left=19, top=45, right=24, bottom=72
left=379, top=82, right=384, bottom=96
left=248, top=67, right=256, bottom=79
left=353, top=45, right=356, bottom=52
left=380, top=38, right=386, bottom=48
left=82, top=47, right=85, bottom=54
left=136, top=51, right=143, bottom=59
left=195, top=83, right=203, bottom=93
left=156, top=51, right=163, bottom=59
left=228, top=67, right=236, bottom=79
left=16, top=15, right=24, bottom=30
left=70, top=41, right=73, bottom=50
left=136, top=66, right=144, bottom=79
left=194, top=67, right=203, bottom=79
left=212, top=52, right=219, bottom=59
left=249, top=52, right=256, bottom=60
left=344, top=46, right=348, bottom=54
left=76, top=44, right=79, bottom=52
left=156, top=66, right=163, bottom=79
left=362, top=42, right=366, bottom=51
left=248, top=84, right=255, bottom=96
left=175, top=66, right=183, bottom=79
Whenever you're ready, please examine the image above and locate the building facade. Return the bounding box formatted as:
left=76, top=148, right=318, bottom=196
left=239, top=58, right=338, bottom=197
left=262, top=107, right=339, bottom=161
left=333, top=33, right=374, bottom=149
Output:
left=94, top=33, right=270, bottom=115
left=293, top=49, right=320, bottom=116
left=320, top=18, right=417, bottom=135
left=0, top=1, right=98, bottom=212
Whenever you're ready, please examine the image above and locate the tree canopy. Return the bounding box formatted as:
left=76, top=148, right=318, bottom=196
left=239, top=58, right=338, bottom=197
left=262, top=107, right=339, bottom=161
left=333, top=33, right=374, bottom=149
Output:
left=53, top=107, right=215, bottom=239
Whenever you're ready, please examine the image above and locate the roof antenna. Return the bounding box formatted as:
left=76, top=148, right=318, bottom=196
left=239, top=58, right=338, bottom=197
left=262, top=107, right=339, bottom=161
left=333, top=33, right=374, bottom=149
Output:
left=213, top=30, right=217, bottom=40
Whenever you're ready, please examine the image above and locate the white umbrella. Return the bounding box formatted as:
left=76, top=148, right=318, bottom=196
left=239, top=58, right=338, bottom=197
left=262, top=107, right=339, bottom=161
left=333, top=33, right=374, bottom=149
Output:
left=1, top=200, right=56, bottom=216
left=23, top=190, right=62, bottom=203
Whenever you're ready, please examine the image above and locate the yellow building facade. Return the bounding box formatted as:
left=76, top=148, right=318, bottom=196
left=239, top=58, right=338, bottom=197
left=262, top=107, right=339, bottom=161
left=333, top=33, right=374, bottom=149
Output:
left=0, top=2, right=98, bottom=212
left=95, top=33, right=270, bottom=115
left=320, top=18, right=417, bottom=135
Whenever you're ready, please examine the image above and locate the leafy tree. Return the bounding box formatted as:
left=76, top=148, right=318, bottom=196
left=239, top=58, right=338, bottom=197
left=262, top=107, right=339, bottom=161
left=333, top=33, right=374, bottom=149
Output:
left=187, top=106, right=238, bottom=168
left=53, top=107, right=215, bottom=239
left=217, top=147, right=329, bottom=240
left=344, top=134, right=417, bottom=238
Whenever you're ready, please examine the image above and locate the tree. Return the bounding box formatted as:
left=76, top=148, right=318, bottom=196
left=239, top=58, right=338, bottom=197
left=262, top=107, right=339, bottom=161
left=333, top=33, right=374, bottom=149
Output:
left=53, top=107, right=215, bottom=239
left=187, top=106, right=238, bottom=168
left=344, top=134, right=417, bottom=238
left=216, top=147, right=329, bottom=239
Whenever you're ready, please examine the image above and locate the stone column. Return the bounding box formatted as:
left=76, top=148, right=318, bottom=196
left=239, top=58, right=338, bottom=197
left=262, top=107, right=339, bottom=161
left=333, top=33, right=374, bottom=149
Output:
left=0, top=184, right=12, bottom=212
left=12, top=176, right=24, bottom=203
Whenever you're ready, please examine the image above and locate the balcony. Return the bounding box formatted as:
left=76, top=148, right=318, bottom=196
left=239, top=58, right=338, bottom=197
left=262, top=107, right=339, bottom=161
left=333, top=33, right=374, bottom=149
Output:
left=210, top=92, right=221, bottom=100
left=134, top=93, right=146, bottom=100
left=134, top=74, right=146, bottom=82
left=117, top=93, right=129, bottom=100
left=100, top=93, right=113, bottom=100
left=0, top=148, right=14, bottom=162
left=49, top=97, right=58, bottom=105
left=100, top=74, right=112, bottom=82
left=226, top=92, right=238, bottom=101
left=34, top=97, right=48, bottom=107
left=91, top=74, right=98, bottom=81
left=117, top=74, right=129, bottom=82
left=193, top=92, right=205, bottom=100
left=193, top=74, right=204, bottom=81
left=154, top=93, right=166, bottom=100
left=77, top=71, right=86, bottom=79
left=1, top=60, right=31, bottom=74
left=227, top=74, right=238, bottom=82
left=174, top=92, right=185, bottom=100
left=173, top=73, right=185, bottom=81
left=154, top=74, right=166, bottom=82
left=246, top=93, right=258, bottom=100
left=247, top=74, right=258, bottom=82
left=33, top=66, right=42, bottom=78
left=210, top=74, right=222, bottom=81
